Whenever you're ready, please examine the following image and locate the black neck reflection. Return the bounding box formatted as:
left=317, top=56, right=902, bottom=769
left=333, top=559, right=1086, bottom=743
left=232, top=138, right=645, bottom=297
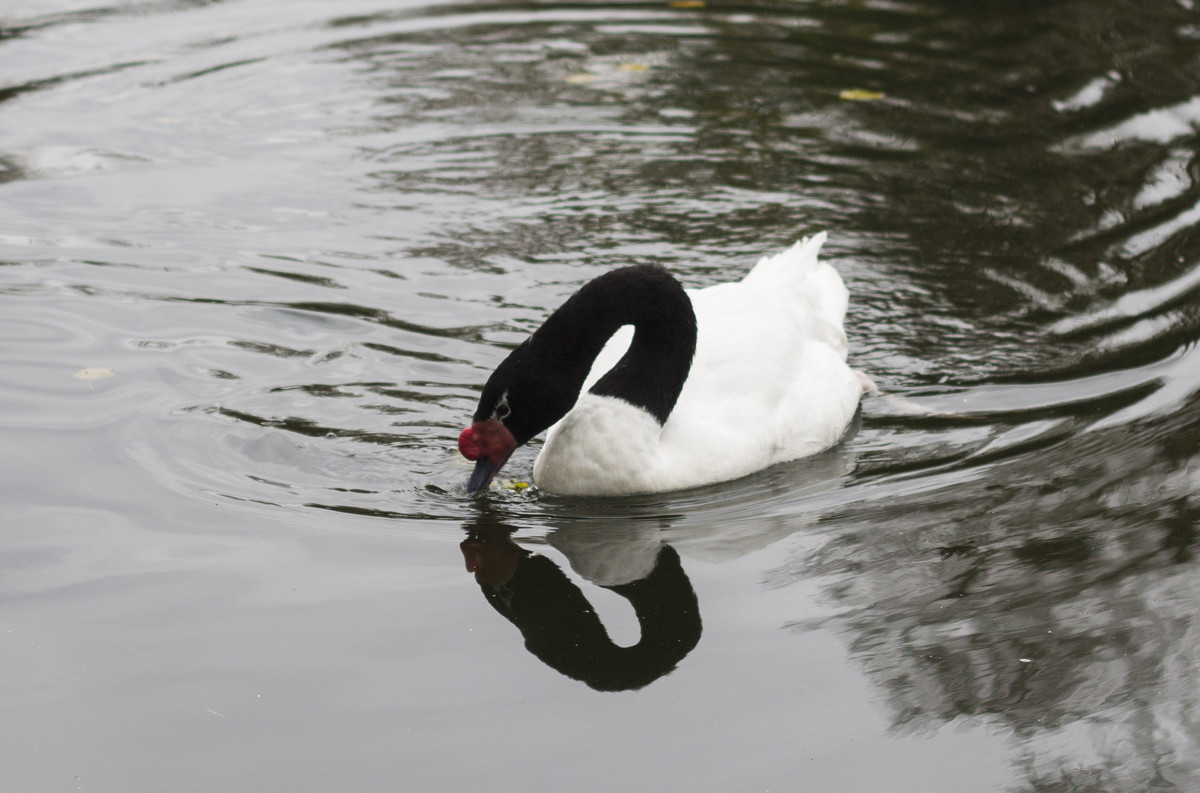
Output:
left=461, top=522, right=701, bottom=692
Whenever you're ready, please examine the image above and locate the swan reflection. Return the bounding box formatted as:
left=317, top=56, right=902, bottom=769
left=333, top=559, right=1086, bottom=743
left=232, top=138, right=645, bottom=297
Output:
left=461, top=521, right=701, bottom=691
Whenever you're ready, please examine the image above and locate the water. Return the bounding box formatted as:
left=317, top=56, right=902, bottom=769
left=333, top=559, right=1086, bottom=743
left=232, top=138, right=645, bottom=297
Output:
left=3, top=0, right=1199, bottom=789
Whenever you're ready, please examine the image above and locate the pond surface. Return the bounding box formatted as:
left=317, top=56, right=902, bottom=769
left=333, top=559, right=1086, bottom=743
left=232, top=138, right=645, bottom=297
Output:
left=3, top=0, right=1200, bottom=790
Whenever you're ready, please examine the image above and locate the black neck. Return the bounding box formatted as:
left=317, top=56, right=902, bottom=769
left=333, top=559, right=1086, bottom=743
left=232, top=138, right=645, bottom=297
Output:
left=475, top=264, right=697, bottom=446
left=529, top=264, right=697, bottom=426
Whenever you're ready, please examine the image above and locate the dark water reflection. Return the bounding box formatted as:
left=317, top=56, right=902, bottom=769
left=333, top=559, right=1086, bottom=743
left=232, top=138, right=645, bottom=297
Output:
left=791, top=391, right=1200, bottom=789
left=2, top=0, right=1200, bottom=790
left=462, top=520, right=702, bottom=691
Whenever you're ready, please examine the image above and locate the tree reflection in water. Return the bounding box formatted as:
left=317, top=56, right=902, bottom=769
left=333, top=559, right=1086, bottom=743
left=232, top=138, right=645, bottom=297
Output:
left=781, top=395, right=1200, bottom=791
left=461, top=521, right=701, bottom=692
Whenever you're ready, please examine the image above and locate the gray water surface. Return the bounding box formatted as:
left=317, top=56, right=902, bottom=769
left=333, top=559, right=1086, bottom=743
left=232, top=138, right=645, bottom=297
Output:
left=3, top=0, right=1200, bottom=790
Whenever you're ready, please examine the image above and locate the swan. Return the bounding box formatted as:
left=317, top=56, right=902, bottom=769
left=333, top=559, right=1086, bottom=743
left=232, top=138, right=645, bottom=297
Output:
left=458, top=232, right=864, bottom=496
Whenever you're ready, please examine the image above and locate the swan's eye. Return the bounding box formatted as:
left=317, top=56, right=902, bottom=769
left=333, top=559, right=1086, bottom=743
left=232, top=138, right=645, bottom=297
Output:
left=493, top=392, right=511, bottom=420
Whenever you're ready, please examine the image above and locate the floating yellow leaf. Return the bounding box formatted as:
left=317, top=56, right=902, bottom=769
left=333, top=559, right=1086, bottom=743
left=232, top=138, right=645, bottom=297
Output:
left=564, top=73, right=597, bottom=84
left=840, top=89, right=885, bottom=101
left=617, top=62, right=651, bottom=72
left=74, top=367, right=115, bottom=380
left=505, top=481, right=530, bottom=491
left=669, top=0, right=705, bottom=7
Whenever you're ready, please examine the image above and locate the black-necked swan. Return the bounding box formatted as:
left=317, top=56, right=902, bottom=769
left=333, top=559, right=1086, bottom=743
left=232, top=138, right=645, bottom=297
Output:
left=458, top=232, right=864, bottom=496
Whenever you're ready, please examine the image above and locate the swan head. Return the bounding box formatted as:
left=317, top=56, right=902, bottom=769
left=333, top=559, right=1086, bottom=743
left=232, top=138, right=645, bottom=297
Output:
left=460, top=337, right=588, bottom=494
left=458, top=416, right=517, bottom=495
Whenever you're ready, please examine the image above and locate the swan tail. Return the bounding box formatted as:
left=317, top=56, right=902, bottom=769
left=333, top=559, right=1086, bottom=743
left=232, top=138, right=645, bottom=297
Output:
left=745, top=231, right=848, bottom=329
left=744, top=231, right=827, bottom=283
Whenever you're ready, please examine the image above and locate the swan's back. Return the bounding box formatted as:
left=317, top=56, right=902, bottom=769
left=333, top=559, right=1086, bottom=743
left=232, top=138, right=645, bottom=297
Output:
left=659, top=232, right=858, bottom=485
left=535, top=233, right=862, bottom=495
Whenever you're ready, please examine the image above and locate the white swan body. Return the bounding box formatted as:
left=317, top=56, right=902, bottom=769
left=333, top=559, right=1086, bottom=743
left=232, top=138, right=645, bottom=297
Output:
left=530, top=233, right=861, bottom=495
left=459, top=233, right=863, bottom=496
